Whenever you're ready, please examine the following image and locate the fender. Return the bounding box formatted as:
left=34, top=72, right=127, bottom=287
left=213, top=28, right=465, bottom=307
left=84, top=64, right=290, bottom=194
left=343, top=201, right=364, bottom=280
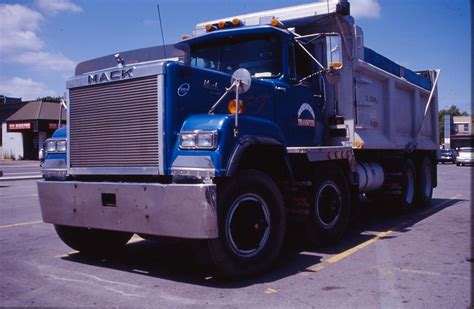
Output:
left=169, top=114, right=291, bottom=178
left=225, top=135, right=291, bottom=178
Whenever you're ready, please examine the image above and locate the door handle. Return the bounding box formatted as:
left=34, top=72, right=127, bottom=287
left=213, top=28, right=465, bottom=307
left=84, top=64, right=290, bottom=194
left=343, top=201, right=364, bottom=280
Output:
left=275, top=86, right=287, bottom=93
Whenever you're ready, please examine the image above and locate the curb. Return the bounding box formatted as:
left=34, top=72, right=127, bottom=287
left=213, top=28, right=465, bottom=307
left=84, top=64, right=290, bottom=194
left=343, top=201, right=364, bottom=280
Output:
left=0, top=175, right=42, bottom=181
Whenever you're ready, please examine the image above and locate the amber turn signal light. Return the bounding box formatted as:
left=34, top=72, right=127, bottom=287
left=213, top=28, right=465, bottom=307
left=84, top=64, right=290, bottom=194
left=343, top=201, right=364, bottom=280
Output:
left=228, top=99, right=244, bottom=115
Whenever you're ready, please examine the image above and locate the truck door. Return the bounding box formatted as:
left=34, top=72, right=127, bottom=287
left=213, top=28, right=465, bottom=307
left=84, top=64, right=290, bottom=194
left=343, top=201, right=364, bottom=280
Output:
left=274, top=42, right=324, bottom=147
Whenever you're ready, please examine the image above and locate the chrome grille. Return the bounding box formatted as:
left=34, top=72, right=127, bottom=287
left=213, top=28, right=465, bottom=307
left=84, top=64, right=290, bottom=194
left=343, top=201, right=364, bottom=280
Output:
left=69, top=75, right=160, bottom=170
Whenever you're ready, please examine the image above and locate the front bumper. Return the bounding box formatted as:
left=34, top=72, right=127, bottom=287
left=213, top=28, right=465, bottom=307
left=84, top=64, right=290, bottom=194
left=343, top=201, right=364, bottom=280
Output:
left=37, top=180, right=217, bottom=239
left=456, top=157, right=474, bottom=164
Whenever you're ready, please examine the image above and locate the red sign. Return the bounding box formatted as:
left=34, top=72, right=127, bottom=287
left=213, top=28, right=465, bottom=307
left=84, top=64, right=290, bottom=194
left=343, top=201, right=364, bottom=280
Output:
left=48, top=122, right=58, bottom=130
left=8, top=122, right=31, bottom=131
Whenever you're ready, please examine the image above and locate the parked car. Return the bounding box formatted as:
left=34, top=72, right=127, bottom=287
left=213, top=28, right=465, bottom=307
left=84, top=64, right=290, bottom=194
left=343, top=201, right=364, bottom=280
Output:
left=438, top=149, right=457, bottom=164
left=456, top=147, right=474, bottom=166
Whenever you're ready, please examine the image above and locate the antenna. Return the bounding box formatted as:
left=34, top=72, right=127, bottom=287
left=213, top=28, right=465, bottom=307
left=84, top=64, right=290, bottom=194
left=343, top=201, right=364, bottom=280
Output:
left=156, top=4, right=167, bottom=58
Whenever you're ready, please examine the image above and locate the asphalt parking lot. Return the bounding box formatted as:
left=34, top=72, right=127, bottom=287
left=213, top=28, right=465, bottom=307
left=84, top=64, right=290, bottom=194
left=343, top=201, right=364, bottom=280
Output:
left=0, top=163, right=471, bottom=307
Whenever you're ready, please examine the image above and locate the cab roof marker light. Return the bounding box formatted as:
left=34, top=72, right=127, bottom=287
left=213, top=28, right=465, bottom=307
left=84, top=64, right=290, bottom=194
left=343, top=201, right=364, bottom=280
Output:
left=271, top=18, right=284, bottom=28
left=195, top=1, right=339, bottom=33
left=232, top=18, right=242, bottom=26
left=205, top=24, right=217, bottom=32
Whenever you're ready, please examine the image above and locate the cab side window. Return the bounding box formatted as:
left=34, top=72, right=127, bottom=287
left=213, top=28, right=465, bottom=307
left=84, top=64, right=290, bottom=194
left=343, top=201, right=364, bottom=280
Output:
left=295, top=43, right=312, bottom=80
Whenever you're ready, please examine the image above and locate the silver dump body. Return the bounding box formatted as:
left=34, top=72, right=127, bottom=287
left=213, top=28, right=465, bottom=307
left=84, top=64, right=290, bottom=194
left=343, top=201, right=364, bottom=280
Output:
left=309, top=15, right=439, bottom=151
left=350, top=46, right=439, bottom=150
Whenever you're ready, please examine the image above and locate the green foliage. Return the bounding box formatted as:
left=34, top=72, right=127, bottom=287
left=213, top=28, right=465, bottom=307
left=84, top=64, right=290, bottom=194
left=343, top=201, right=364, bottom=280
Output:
left=36, top=96, right=62, bottom=103
left=439, top=105, right=469, bottom=144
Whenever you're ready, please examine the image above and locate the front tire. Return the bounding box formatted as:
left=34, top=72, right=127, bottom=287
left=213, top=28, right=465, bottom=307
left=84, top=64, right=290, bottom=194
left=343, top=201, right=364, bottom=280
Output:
left=197, top=170, right=286, bottom=279
left=305, top=166, right=350, bottom=246
left=54, top=225, right=133, bottom=255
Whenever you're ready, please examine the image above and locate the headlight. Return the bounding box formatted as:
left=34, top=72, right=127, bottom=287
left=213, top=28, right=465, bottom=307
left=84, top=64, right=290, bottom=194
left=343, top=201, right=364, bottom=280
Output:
left=45, top=139, right=67, bottom=153
left=180, top=133, right=197, bottom=148
left=179, top=131, right=218, bottom=150
left=46, top=140, right=57, bottom=152
left=56, top=140, right=67, bottom=152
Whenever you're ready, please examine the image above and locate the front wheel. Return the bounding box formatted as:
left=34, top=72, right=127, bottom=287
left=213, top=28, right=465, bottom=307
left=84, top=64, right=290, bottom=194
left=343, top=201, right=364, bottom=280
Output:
left=54, top=225, right=133, bottom=255
left=305, top=166, right=350, bottom=246
left=197, top=170, right=286, bottom=279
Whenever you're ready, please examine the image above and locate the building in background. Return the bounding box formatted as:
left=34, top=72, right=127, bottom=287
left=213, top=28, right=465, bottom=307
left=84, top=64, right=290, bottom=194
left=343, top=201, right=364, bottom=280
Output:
left=450, top=116, right=474, bottom=149
left=0, top=96, right=27, bottom=160
left=1, top=97, right=66, bottom=160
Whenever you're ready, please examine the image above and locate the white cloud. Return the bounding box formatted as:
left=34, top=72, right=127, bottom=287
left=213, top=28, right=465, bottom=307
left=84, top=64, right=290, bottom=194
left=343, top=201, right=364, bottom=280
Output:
left=0, top=4, right=44, bottom=51
left=12, top=51, right=76, bottom=73
left=0, top=77, right=56, bottom=100
left=350, top=0, right=381, bottom=19
left=35, top=0, right=82, bottom=15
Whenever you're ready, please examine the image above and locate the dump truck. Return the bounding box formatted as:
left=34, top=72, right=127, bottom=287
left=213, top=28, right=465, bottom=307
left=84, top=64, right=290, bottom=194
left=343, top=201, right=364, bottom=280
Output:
left=38, top=0, right=439, bottom=278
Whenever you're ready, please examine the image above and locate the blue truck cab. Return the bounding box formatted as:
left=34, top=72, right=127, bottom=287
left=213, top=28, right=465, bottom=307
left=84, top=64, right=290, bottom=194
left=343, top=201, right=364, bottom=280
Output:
left=38, top=1, right=439, bottom=279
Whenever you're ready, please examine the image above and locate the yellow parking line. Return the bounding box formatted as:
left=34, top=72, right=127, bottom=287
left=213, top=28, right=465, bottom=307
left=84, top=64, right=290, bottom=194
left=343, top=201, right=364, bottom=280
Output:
left=264, top=288, right=278, bottom=294
left=128, top=235, right=144, bottom=244
left=302, top=194, right=463, bottom=274
left=0, top=220, right=42, bottom=229
left=55, top=251, right=77, bottom=258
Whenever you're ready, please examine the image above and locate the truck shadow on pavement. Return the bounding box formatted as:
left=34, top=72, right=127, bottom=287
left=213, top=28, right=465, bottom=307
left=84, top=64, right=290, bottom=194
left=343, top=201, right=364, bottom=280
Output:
left=61, top=197, right=465, bottom=288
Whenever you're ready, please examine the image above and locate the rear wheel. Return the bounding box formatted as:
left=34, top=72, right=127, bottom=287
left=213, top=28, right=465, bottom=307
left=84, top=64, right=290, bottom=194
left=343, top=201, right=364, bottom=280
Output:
left=196, top=170, right=286, bottom=279
left=305, top=166, right=350, bottom=246
left=55, top=225, right=133, bottom=255
left=395, top=159, right=416, bottom=211
left=415, top=157, right=433, bottom=208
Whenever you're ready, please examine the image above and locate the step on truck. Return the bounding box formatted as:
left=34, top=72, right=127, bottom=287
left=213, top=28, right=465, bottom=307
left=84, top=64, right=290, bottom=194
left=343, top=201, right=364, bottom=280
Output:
left=38, top=0, right=439, bottom=279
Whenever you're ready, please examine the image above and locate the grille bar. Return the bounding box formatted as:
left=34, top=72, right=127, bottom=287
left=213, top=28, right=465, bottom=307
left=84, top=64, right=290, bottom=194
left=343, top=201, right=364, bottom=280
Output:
left=69, top=75, right=161, bottom=170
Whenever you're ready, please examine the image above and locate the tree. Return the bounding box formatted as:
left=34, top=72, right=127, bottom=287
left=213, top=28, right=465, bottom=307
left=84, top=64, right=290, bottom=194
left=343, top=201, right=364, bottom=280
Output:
left=37, top=96, right=62, bottom=103
left=439, top=105, right=469, bottom=144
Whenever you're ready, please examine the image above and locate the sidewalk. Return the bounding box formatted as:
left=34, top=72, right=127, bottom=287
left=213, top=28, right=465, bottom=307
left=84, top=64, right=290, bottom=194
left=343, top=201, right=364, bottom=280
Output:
left=0, top=160, right=42, bottom=181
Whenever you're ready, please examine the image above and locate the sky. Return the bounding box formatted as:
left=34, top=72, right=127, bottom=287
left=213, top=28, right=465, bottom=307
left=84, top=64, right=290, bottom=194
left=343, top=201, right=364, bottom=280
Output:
left=0, top=0, right=471, bottom=113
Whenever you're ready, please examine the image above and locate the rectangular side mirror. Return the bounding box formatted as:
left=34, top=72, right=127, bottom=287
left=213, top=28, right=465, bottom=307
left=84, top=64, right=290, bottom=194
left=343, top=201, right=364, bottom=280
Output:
left=326, top=35, right=343, bottom=70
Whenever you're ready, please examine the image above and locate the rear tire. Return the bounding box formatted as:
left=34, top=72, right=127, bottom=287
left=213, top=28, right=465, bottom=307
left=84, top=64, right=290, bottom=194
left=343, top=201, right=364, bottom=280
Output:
left=55, top=225, right=133, bottom=255
left=195, top=170, right=286, bottom=279
left=304, top=166, right=350, bottom=246
left=395, top=159, right=416, bottom=211
left=415, top=157, right=433, bottom=208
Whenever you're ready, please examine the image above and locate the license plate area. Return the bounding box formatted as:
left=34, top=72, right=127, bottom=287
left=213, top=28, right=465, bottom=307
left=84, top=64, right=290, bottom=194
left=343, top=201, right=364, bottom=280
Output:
left=101, top=193, right=117, bottom=207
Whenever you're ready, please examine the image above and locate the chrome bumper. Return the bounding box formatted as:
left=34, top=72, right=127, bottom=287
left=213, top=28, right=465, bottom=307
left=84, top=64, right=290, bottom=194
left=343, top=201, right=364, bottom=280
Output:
left=37, top=180, right=217, bottom=239
left=456, top=158, right=473, bottom=164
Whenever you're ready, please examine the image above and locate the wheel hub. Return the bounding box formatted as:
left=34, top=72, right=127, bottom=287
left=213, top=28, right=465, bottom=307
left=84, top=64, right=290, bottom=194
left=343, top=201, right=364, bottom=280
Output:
left=226, top=194, right=271, bottom=257
left=315, top=182, right=342, bottom=229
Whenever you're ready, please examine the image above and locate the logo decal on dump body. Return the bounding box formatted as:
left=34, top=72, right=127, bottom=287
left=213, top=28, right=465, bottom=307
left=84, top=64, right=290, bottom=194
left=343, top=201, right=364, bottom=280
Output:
left=177, top=83, right=191, bottom=97
left=297, top=103, right=316, bottom=127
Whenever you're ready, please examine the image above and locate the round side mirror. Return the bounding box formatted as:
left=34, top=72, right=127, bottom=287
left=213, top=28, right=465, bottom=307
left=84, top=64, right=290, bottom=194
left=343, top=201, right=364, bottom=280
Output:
left=231, top=68, right=252, bottom=94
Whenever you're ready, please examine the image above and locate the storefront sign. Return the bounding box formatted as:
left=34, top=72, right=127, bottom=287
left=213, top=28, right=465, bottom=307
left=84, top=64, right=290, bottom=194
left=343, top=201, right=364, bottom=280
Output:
left=8, top=122, right=32, bottom=131
left=48, top=122, right=58, bottom=130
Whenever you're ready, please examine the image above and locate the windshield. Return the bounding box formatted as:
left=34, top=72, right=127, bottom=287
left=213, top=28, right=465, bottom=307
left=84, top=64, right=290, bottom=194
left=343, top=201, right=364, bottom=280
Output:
left=190, top=35, right=281, bottom=78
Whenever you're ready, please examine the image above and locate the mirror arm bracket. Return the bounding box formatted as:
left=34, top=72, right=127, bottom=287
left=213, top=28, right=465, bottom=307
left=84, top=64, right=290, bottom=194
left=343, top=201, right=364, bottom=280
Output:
left=208, top=82, right=237, bottom=114
left=294, top=40, right=326, bottom=71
